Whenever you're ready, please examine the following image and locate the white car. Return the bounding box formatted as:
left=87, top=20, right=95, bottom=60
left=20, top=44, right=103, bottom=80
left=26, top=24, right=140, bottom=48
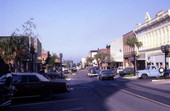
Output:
left=136, top=65, right=165, bottom=79
left=88, top=67, right=100, bottom=77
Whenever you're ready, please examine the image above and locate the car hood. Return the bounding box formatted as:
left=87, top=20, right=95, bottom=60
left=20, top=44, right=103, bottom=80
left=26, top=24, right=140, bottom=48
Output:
left=136, top=70, right=148, bottom=73
left=50, top=79, right=70, bottom=83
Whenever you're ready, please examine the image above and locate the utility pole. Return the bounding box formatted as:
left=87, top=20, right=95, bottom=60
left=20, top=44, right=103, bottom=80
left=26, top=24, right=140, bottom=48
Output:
left=59, top=53, right=63, bottom=77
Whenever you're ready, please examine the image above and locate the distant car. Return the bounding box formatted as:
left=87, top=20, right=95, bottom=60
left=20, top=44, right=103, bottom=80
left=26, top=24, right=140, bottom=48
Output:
left=71, top=68, right=77, bottom=73
left=0, top=73, right=71, bottom=100
left=116, top=66, right=123, bottom=74
left=119, top=67, right=134, bottom=77
left=64, top=70, right=69, bottom=74
left=45, top=70, right=61, bottom=79
left=99, top=69, right=117, bottom=80
left=88, top=67, right=100, bottom=77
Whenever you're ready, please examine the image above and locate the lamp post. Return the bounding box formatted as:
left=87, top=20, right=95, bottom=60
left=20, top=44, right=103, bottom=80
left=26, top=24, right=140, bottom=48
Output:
left=30, top=46, right=35, bottom=72
left=59, top=53, right=63, bottom=77
left=131, top=51, right=137, bottom=76
left=161, top=45, right=170, bottom=71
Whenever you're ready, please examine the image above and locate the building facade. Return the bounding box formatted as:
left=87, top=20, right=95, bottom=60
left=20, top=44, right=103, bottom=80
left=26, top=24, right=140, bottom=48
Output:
left=97, top=48, right=111, bottom=69
left=110, top=37, right=123, bottom=68
left=123, top=31, right=136, bottom=68
left=133, top=10, right=170, bottom=69
left=0, top=36, right=42, bottom=73
left=34, top=38, right=42, bottom=72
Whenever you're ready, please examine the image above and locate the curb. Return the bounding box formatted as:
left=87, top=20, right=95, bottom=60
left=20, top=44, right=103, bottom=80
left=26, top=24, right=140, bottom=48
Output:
left=151, top=79, right=170, bottom=83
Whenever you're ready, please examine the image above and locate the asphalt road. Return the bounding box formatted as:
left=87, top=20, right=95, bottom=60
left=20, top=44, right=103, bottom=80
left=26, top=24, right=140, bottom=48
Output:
left=9, top=70, right=170, bottom=111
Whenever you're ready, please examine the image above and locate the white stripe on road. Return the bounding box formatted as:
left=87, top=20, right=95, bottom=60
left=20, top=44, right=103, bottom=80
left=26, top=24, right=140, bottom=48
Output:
left=62, top=107, right=84, bottom=111
left=10, top=98, right=78, bottom=108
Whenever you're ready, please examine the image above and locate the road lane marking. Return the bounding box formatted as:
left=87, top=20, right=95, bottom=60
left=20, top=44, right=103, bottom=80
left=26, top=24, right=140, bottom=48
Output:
left=62, top=107, right=84, bottom=111
left=10, top=98, right=78, bottom=108
left=120, top=89, right=170, bottom=108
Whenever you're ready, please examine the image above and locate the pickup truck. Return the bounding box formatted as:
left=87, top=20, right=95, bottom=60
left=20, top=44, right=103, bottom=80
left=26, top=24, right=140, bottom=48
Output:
left=136, top=65, right=167, bottom=79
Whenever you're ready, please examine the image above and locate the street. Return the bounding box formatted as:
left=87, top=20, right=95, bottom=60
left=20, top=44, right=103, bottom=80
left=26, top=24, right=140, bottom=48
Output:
left=9, top=70, right=170, bottom=111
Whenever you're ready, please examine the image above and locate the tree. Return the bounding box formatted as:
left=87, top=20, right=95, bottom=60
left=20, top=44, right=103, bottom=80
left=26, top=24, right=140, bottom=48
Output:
left=94, top=53, right=109, bottom=67
left=0, top=36, right=29, bottom=72
left=46, top=53, right=58, bottom=71
left=12, top=18, right=37, bottom=37
left=0, top=18, right=39, bottom=73
left=125, top=36, right=143, bottom=75
left=0, top=38, right=15, bottom=64
left=86, top=57, right=94, bottom=66
left=63, top=60, right=74, bottom=69
left=12, top=18, right=38, bottom=72
left=125, top=37, right=143, bottom=50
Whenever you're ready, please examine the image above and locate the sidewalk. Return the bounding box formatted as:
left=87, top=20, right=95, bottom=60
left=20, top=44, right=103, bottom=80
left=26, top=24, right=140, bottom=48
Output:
left=122, top=76, right=170, bottom=91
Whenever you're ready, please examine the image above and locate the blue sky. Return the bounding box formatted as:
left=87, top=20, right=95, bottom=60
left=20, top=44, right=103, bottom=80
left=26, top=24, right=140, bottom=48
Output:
left=0, top=0, right=170, bottom=63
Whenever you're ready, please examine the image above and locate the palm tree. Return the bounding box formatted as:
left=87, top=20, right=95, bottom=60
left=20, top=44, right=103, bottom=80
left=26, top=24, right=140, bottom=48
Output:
left=125, top=37, right=143, bottom=51
left=94, top=53, right=109, bottom=67
left=125, top=36, right=143, bottom=75
left=86, top=57, right=94, bottom=66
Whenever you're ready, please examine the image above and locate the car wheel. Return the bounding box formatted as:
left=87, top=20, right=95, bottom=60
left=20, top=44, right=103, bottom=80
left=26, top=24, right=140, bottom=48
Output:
left=141, top=74, right=148, bottom=79
left=99, top=77, right=102, bottom=80
left=42, top=89, right=53, bottom=100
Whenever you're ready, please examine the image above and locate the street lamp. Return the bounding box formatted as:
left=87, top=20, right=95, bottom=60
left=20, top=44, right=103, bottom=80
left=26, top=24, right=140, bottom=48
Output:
left=59, top=53, right=63, bottom=77
left=161, top=45, right=170, bottom=71
left=30, top=46, right=35, bottom=72
left=131, top=51, right=136, bottom=76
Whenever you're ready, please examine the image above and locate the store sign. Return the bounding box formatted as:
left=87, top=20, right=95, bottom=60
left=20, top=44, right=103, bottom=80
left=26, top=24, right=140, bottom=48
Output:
left=55, top=58, right=61, bottom=63
left=36, top=57, right=42, bottom=62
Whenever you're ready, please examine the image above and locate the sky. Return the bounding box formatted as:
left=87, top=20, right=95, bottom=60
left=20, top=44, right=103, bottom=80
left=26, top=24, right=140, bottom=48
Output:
left=0, top=0, right=170, bottom=63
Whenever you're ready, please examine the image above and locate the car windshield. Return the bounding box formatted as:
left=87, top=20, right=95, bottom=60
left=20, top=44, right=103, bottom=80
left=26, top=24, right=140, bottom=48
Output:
left=102, top=70, right=113, bottom=74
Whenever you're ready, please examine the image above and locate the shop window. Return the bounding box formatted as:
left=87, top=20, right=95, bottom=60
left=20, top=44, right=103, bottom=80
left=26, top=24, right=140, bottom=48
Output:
left=160, top=62, right=163, bottom=67
left=156, top=63, right=159, bottom=67
left=166, top=62, right=169, bottom=69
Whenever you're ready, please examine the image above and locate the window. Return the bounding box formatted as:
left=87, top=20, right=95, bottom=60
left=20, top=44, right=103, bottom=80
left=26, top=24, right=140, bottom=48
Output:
left=28, top=75, right=40, bottom=82
left=21, top=76, right=28, bottom=83
left=151, top=66, right=156, bottom=70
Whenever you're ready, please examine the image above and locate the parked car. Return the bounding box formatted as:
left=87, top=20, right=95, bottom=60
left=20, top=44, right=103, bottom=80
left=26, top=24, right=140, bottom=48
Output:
left=46, top=70, right=60, bottom=75
left=119, top=67, right=134, bottom=77
left=136, top=65, right=165, bottom=79
left=99, top=69, right=117, bottom=80
left=165, top=69, right=170, bottom=74
left=88, top=67, right=100, bottom=77
left=164, top=69, right=170, bottom=78
left=64, top=69, right=69, bottom=74
left=0, top=73, right=71, bottom=100
left=116, top=66, right=123, bottom=74
left=0, top=88, right=12, bottom=111
left=45, top=70, right=61, bottom=79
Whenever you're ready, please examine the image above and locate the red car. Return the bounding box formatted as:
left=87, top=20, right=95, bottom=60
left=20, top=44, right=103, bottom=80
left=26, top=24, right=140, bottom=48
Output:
left=0, top=73, right=71, bottom=100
